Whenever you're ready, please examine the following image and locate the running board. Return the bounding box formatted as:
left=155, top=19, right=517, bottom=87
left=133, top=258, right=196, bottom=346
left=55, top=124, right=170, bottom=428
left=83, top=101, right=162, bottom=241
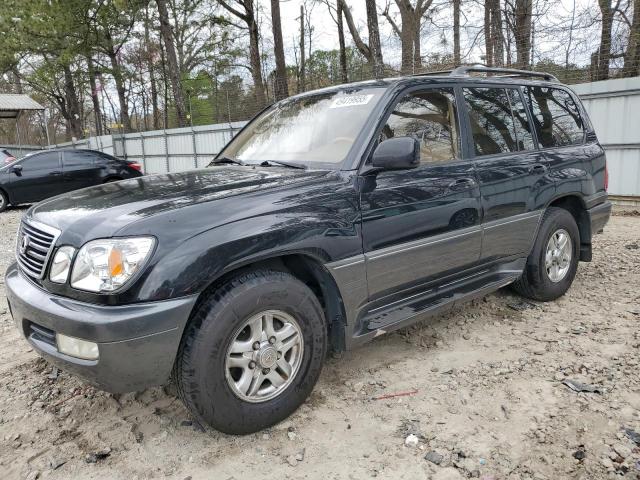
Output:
left=350, top=270, right=520, bottom=347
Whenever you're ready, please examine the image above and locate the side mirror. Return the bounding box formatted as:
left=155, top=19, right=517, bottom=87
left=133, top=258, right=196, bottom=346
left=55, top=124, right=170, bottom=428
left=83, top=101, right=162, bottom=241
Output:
left=11, top=164, right=23, bottom=174
left=371, top=137, right=420, bottom=171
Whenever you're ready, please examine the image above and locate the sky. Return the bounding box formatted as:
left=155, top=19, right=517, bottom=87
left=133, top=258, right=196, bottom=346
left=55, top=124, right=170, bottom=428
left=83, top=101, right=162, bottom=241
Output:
left=276, top=0, right=602, bottom=69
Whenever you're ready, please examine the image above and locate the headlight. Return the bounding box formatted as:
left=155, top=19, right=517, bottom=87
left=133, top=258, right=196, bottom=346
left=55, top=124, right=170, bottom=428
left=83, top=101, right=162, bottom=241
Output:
left=49, top=246, right=75, bottom=283
left=70, top=237, right=155, bottom=293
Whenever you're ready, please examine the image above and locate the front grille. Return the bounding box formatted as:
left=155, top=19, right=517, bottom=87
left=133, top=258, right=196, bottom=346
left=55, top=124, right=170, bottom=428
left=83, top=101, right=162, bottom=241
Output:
left=16, top=220, right=60, bottom=279
left=27, top=322, right=57, bottom=347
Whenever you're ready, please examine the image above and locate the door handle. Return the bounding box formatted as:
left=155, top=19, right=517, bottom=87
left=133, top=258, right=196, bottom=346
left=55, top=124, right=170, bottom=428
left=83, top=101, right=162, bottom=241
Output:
left=529, top=164, right=547, bottom=174
left=49, top=171, right=62, bottom=176
left=448, top=178, right=476, bottom=190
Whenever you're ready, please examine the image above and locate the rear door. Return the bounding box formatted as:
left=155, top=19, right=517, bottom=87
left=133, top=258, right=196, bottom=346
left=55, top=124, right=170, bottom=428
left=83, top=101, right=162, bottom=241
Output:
left=62, top=150, right=104, bottom=191
left=360, top=86, right=482, bottom=302
left=8, top=151, right=66, bottom=204
left=461, top=85, right=554, bottom=262
left=521, top=86, right=594, bottom=197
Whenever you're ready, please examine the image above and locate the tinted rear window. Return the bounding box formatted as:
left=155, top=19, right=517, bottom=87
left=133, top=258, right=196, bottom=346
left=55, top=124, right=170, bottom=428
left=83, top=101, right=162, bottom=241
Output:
left=64, top=151, right=95, bottom=167
left=523, top=87, right=584, bottom=148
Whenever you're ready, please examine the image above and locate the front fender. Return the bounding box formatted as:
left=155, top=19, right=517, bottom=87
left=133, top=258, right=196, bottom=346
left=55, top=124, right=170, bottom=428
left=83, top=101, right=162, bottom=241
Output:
left=136, top=210, right=363, bottom=301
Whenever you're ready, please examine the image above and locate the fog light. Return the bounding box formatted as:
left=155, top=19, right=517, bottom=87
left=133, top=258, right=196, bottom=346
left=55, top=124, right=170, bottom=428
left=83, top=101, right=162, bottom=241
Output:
left=56, top=333, right=99, bottom=360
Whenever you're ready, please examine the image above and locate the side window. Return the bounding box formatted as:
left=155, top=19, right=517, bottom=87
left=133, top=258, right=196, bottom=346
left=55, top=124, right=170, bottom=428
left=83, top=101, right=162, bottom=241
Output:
left=507, top=89, right=535, bottom=150
left=380, top=88, right=459, bottom=163
left=63, top=151, right=94, bottom=168
left=20, top=152, right=59, bottom=171
left=463, top=87, right=518, bottom=156
left=523, top=86, right=584, bottom=148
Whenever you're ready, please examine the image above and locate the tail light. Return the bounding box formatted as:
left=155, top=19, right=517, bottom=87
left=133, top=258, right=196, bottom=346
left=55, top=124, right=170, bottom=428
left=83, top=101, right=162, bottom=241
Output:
left=128, top=162, right=142, bottom=172
left=604, top=162, right=608, bottom=191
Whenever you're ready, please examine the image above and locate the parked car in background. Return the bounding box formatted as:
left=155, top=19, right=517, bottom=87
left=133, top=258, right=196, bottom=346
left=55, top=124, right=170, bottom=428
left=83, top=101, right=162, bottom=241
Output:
left=1, top=148, right=16, bottom=165
left=5, top=67, right=611, bottom=434
left=0, top=149, right=143, bottom=212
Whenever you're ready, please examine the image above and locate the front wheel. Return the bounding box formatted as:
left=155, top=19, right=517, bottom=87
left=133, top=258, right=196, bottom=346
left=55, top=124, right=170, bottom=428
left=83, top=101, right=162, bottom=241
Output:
left=512, top=207, right=580, bottom=301
left=0, top=190, right=8, bottom=213
left=174, top=270, right=327, bottom=434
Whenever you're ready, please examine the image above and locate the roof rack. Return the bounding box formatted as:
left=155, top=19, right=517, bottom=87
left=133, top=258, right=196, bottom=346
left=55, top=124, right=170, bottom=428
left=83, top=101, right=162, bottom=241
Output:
left=450, top=65, right=558, bottom=82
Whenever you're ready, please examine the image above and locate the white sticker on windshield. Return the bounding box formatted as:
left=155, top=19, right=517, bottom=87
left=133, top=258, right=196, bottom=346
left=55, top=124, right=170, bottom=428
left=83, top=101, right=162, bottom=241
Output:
left=329, top=94, right=374, bottom=109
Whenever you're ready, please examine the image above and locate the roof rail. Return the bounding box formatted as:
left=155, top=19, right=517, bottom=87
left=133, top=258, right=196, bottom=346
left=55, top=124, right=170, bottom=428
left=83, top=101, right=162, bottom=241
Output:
left=450, top=65, right=558, bottom=82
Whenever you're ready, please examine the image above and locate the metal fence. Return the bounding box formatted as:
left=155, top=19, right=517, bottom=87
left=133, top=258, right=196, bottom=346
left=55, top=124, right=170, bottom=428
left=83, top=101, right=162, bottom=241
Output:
left=2, top=79, right=640, bottom=201
left=2, top=120, right=247, bottom=174
left=571, top=77, right=640, bottom=202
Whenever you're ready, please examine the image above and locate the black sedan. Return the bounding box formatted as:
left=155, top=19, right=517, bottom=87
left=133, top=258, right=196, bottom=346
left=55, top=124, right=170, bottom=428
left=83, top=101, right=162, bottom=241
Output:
left=0, top=149, right=143, bottom=212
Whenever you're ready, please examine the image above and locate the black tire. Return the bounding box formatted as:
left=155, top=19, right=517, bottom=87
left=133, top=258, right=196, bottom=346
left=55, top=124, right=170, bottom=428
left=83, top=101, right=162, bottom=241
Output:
left=0, top=189, right=8, bottom=213
left=174, top=270, right=327, bottom=434
left=512, top=207, right=580, bottom=301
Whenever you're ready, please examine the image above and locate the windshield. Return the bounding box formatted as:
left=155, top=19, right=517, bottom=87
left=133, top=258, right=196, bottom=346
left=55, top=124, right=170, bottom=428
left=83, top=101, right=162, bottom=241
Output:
left=219, top=87, right=386, bottom=169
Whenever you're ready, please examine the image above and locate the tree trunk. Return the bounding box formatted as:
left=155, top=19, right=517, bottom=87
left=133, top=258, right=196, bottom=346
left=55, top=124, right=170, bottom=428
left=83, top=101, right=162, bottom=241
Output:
left=453, top=0, right=461, bottom=64
left=144, top=4, right=160, bottom=130
left=596, top=0, right=613, bottom=80
left=623, top=0, right=640, bottom=77
left=271, top=0, right=289, bottom=100
left=86, top=56, right=103, bottom=137
left=337, top=0, right=348, bottom=83
left=399, top=8, right=415, bottom=74
left=156, top=0, right=188, bottom=127
left=365, top=0, right=384, bottom=78
left=514, top=0, right=532, bottom=68
left=62, top=64, right=83, bottom=139
left=413, top=19, right=422, bottom=70
left=484, top=0, right=493, bottom=66
left=299, top=5, right=306, bottom=93
left=247, top=8, right=266, bottom=107
left=106, top=48, right=132, bottom=132
left=491, top=0, right=505, bottom=66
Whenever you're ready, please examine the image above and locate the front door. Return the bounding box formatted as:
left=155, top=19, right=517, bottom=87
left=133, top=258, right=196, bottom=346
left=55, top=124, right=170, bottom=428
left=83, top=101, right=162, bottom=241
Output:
left=461, top=86, right=555, bottom=262
left=360, top=87, right=482, bottom=302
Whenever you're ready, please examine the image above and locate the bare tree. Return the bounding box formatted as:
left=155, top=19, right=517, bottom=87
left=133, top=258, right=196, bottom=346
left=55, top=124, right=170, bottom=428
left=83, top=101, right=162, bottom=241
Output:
left=337, top=0, right=348, bottom=82
left=218, top=0, right=266, bottom=107
left=271, top=0, right=288, bottom=100
left=484, top=0, right=505, bottom=66
left=299, top=5, right=306, bottom=93
left=157, top=0, right=188, bottom=126
left=382, top=0, right=434, bottom=74
left=623, top=0, right=640, bottom=76
left=595, top=0, right=614, bottom=80
left=453, top=0, right=461, bottom=65
left=513, top=0, right=533, bottom=68
left=339, top=0, right=385, bottom=78
left=366, top=0, right=384, bottom=78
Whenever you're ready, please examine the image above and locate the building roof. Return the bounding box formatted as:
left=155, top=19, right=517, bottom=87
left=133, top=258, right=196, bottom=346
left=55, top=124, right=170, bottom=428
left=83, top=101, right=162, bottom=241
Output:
left=0, top=94, right=44, bottom=119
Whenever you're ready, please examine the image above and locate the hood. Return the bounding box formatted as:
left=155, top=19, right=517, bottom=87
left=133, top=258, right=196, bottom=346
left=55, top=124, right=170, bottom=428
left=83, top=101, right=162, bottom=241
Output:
left=27, top=166, right=332, bottom=243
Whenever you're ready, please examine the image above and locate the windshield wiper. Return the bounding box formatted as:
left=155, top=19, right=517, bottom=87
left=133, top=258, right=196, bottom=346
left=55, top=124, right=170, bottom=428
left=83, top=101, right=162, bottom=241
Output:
left=260, top=160, right=308, bottom=170
left=210, top=156, right=246, bottom=167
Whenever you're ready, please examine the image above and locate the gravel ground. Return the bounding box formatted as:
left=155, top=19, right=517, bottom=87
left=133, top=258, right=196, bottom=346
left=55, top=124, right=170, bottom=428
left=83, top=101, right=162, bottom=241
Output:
left=0, top=206, right=639, bottom=480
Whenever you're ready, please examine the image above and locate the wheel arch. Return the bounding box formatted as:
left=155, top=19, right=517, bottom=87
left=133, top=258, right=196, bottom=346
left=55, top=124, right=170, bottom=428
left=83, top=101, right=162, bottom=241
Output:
left=546, top=194, right=591, bottom=261
left=187, top=252, right=348, bottom=352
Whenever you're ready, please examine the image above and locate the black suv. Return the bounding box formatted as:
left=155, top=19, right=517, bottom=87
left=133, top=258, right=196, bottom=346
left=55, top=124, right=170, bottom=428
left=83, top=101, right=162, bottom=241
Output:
left=5, top=67, right=611, bottom=434
left=0, top=148, right=143, bottom=212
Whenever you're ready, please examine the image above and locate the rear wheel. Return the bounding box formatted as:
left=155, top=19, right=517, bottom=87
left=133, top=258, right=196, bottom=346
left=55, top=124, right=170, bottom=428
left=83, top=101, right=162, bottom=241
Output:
left=512, top=207, right=580, bottom=301
left=0, top=190, right=8, bottom=213
left=174, top=270, right=327, bottom=434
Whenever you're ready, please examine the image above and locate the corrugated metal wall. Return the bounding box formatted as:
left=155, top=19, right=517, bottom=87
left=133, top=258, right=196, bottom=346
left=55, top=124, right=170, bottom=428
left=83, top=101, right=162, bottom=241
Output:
left=571, top=77, right=640, bottom=198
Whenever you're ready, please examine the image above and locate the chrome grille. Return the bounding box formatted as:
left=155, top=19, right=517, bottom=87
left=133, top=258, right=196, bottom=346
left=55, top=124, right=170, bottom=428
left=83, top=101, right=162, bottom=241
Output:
left=16, top=220, right=60, bottom=279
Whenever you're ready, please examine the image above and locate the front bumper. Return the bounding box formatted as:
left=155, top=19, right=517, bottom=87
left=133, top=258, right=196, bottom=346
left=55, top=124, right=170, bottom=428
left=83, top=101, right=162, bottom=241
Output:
left=5, top=263, right=198, bottom=393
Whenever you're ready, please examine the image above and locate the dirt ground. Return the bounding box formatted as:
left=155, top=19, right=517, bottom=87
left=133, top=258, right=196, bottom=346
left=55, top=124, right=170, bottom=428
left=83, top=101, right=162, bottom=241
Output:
left=0, top=206, right=639, bottom=480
